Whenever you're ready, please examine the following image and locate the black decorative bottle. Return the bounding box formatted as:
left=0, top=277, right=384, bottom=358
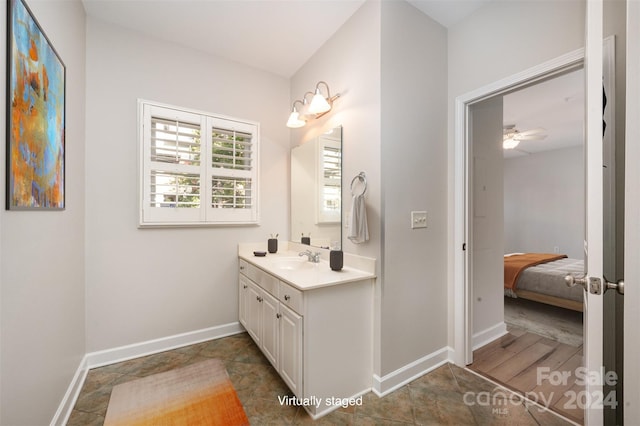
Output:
left=330, top=246, right=343, bottom=271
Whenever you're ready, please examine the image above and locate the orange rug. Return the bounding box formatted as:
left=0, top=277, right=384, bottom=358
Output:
left=104, top=359, right=249, bottom=426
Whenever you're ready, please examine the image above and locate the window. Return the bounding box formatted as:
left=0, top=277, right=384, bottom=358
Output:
left=317, top=136, right=341, bottom=224
left=139, top=100, right=259, bottom=226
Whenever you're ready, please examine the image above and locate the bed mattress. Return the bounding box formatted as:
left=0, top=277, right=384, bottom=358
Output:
left=514, top=257, right=585, bottom=302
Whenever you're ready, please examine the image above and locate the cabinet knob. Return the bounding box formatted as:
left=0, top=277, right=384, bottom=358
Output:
left=284, top=295, right=290, bottom=301
left=243, top=285, right=248, bottom=289
left=240, top=266, right=245, bottom=270
left=256, top=296, right=262, bottom=302
left=276, top=313, right=281, bottom=319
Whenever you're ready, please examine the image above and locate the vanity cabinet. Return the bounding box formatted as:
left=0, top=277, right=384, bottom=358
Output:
left=238, top=260, right=302, bottom=394
left=238, top=254, right=374, bottom=419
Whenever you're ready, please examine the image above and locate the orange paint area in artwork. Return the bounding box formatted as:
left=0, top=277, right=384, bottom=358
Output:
left=10, top=41, right=63, bottom=208
left=28, top=38, right=38, bottom=60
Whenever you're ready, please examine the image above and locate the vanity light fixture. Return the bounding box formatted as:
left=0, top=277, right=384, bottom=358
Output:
left=286, top=81, right=340, bottom=128
left=308, top=81, right=333, bottom=114
left=286, top=100, right=306, bottom=128
left=298, top=91, right=315, bottom=119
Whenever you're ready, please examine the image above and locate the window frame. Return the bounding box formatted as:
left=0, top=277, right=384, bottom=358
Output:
left=138, top=99, right=260, bottom=227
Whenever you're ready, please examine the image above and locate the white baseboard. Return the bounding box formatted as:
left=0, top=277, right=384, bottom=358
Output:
left=472, top=321, right=508, bottom=351
left=50, top=357, right=89, bottom=426
left=52, top=322, right=244, bottom=425
left=306, top=387, right=371, bottom=420
left=85, top=322, right=244, bottom=369
left=372, top=346, right=449, bottom=397
left=446, top=346, right=462, bottom=366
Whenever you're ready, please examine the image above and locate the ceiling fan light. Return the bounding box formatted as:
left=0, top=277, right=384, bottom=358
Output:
left=503, top=138, right=520, bottom=149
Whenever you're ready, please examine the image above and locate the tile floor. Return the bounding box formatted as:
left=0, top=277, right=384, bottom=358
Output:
left=68, top=332, right=574, bottom=425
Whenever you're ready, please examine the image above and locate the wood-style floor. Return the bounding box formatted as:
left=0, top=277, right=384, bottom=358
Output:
left=469, top=327, right=584, bottom=425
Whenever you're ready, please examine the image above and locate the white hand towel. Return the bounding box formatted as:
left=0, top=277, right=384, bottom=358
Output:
left=348, top=194, right=369, bottom=244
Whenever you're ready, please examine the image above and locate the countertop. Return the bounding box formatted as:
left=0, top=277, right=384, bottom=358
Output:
left=238, top=248, right=376, bottom=291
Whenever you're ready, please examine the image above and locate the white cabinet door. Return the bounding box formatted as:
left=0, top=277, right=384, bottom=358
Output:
left=246, top=281, right=262, bottom=345
left=261, top=290, right=280, bottom=369
left=279, top=304, right=303, bottom=397
left=238, top=275, right=250, bottom=328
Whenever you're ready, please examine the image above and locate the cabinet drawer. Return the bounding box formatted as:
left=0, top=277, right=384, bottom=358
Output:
left=239, top=259, right=249, bottom=276
left=258, top=269, right=279, bottom=296
left=240, top=260, right=279, bottom=296
left=279, top=281, right=303, bottom=314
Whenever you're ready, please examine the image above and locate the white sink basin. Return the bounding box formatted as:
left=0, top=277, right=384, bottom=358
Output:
left=273, top=257, right=316, bottom=270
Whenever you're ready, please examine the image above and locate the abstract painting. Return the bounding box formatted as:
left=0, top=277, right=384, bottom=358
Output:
left=7, top=0, right=65, bottom=210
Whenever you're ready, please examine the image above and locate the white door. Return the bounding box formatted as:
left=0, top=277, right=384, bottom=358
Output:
left=582, top=2, right=605, bottom=425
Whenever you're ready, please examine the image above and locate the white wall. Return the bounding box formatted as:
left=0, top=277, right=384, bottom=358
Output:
left=447, top=0, right=586, bottom=351
left=0, top=1, right=86, bottom=424
left=290, top=0, right=383, bottom=370
left=85, top=18, right=290, bottom=352
left=291, top=0, right=449, bottom=381
left=470, top=97, right=504, bottom=340
left=379, top=0, right=448, bottom=375
left=504, top=146, right=585, bottom=258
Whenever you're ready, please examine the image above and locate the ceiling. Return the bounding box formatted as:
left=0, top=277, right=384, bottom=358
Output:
left=81, top=0, right=366, bottom=78
left=503, top=68, right=584, bottom=159
left=81, top=0, right=487, bottom=78
left=81, top=0, right=583, bottom=155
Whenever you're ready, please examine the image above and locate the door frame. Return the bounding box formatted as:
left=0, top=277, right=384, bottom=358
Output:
left=452, top=47, right=585, bottom=367
left=624, top=1, right=640, bottom=422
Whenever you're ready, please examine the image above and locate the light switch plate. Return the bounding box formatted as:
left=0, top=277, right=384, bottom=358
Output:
left=411, top=211, right=427, bottom=229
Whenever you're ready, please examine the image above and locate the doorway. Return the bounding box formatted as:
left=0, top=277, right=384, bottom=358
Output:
left=450, top=45, right=592, bottom=422
left=453, top=34, right=621, bottom=425
left=466, top=67, right=586, bottom=424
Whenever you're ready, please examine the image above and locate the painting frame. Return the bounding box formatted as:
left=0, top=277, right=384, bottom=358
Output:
left=6, top=0, right=66, bottom=210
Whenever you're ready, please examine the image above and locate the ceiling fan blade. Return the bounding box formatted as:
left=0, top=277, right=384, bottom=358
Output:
left=515, top=134, right=547, bottom=141
left=514, top=148, right=531, bottom=154
left=518, top=127, right=546, bottom=136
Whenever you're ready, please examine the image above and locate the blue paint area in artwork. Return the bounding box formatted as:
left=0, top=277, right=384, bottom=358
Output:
left=9, top=0, right=65, bottom=208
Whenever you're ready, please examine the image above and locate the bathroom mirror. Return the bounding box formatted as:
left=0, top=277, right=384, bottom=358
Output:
left=291, top=126, right=342, bottom=249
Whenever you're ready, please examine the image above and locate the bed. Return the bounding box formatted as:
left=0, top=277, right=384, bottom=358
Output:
left=504, top=253, right=584, bottom=312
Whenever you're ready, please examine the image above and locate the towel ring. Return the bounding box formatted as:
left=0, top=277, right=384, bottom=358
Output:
left=350, top=172, right=367, bottom=196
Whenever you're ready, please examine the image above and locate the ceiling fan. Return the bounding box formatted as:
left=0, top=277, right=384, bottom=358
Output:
left=503, top=125, right=547, bottom=150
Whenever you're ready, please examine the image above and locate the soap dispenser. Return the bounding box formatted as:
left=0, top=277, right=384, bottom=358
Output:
left=329, top=242, right=343, bottom=271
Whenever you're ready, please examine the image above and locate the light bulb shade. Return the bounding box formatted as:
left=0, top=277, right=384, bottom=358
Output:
left=502, top=138, right=520, bottom=149
left=299, top=98, right=312, bottom=119
left=286, top=111, right=305, bottom=128
left=308, top=90, right=331, bottom=114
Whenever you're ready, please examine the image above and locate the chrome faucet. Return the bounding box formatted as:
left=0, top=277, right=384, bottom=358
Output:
left=299, top=250, right=321, bottom=263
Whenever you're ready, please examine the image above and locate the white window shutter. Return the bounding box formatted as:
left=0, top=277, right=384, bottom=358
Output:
left=139, top=101, right=259, bottom=226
